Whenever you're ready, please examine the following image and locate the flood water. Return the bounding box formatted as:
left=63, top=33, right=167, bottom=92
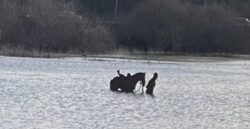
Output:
left=0, top=56, right=249, bottom=129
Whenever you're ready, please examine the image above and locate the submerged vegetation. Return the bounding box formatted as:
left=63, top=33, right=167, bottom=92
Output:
left=0, top=0, right=250, bottom=56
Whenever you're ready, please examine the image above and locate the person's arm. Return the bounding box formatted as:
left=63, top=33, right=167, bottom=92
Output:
left=117, top=70, right=121, bottom=76
left=117, top=70, right=125, bottom=77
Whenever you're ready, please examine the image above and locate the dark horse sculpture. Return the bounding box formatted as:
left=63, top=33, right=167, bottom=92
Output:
left=110, top=72, right=146, bottom=93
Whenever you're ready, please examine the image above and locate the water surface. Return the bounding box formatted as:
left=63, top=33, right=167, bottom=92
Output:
left=0, top=56, right=249, bottom=129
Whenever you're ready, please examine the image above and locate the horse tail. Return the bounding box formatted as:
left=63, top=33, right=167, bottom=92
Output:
left=110, top=77, right=119, bottom=91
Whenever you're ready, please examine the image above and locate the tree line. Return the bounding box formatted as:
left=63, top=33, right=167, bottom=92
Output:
left=0, top=0, right=116, bottom=54
left=0, top=0, right=250, bottom=55
left=115, top=0, right=250, bottom=54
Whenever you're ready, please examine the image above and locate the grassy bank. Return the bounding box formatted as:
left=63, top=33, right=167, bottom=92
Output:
left=1, top=46, right=249, bottom=62
left=0, top=46, right=82, bottom=58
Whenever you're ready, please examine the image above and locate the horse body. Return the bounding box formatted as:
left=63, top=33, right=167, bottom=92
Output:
left=110, top=72, right=145, bottom=93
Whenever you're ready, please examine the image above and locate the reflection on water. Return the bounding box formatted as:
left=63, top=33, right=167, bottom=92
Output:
left=0, top=56, right=249, bottom=129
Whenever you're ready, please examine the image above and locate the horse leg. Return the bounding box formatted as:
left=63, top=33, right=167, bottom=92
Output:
left=141, top=86, right=144, bottom=94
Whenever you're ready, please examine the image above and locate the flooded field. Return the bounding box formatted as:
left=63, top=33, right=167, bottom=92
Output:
left=0, top=56, right=249, bottom=129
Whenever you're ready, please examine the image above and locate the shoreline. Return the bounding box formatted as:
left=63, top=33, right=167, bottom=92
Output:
left=87, top=54, right=242, bottom=62
left=1, top=46, right=249, bottom=61
left=1, top=52, right=249, bottom=62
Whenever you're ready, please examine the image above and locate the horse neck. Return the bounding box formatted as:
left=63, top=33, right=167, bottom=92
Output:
left=131, top=73, right=144, bottom=84
left=130, top=77, right=140, bottom=86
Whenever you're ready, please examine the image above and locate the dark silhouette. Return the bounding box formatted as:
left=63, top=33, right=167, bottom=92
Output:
left=146, top=73, right=158, bottom=95
left=110, top=72, right=146, bottom=93
left=117, top=70, right=131, bottom=78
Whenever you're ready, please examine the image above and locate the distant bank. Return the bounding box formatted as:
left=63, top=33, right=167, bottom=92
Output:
left=1, top=50, right=248, bottom=63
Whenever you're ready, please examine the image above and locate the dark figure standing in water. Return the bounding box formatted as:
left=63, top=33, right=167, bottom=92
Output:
left=146, top=73, right=158, bottom=95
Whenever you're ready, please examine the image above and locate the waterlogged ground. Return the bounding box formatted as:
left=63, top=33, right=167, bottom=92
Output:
left=0, top=56, right=249, bottom=129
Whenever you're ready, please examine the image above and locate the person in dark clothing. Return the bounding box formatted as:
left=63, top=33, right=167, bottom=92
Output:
left=117, top=70, right=131, bottom=78
left=146, top=73, right=158, bottom=95
left=117, top=70, right=125, bottom=77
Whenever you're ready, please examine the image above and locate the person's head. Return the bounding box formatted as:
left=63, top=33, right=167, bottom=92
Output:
left=154, top=73, right=158, bottom=79
left=127, top=73, right=131, bottom=77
